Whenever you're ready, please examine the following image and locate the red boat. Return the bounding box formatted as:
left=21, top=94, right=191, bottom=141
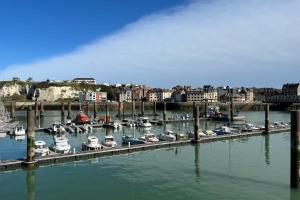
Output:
left=74, top=111, right=90, bottom=124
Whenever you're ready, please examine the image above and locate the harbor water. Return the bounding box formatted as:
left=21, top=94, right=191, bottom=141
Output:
left=0, top=110, right=300, bottom=199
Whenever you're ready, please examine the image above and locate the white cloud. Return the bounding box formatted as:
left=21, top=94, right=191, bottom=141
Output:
left=1, top=0, right=300, bottom=88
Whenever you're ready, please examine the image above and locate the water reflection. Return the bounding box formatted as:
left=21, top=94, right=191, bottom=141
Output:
left=26, top=169, right=35, bottom=200
left=290, top=188, right=300, bottom=200
left=194, top=144, right=200, bottom=178
left=264, top=134, right=270, bottom=165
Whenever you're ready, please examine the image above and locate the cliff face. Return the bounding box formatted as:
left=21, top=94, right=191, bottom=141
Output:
left=0, top=81, right=95, bottom=101
left=38, top=86, right=81, bottom=101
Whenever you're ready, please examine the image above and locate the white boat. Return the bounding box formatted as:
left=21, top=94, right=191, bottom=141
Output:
left=81, top=124, right=93, bottom=133
left=14, top=126, right=25, bottom=136
left=34, top=141, right=50, bottom=157
left=157, top=130, right=176, bottom=142
left=82, top=136, right=102, bottom=150
left=139, top=133, right=159, bottom=143
left=51, top=135, right=71, bottom=154
left=203, top=130, right=217, bottom=137
left=52, top=123, right=66, bottom=133
left=102, top=135, right=118, bottom=147
left=246, top=123, right=260, bottom=130
left=104, top=121, right=121, bottom=129
left=136, top=117, right=152, bottom=128
left=186, top=130, right=207, bottom=138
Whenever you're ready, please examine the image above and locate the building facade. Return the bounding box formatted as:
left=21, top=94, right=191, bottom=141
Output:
left=118, top=90, right=132, bottom=102
left=73, top=78, right=96, bottom=84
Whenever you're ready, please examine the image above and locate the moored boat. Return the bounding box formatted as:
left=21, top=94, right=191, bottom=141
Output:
left=14, top=125, right=25, bottom=136
left=51, top=135, right=71, bottom=154
left=34, top=141, right=50, bottom=157
left=157, top=130, right=176, bottom=142
left=122, top=135, right=143, bottom=145
left=136, top=117, right=152, bottom=128
left=82, top=136, right=102, bottom=151
left=102, top=135, right=117, bottom=147
left=139, top=133, right=159, bottom=143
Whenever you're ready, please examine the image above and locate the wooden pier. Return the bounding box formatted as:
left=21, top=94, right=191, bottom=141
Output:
left=0, top=127, right=290, bottom=172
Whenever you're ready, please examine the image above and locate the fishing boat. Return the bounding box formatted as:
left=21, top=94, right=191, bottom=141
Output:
left=51, top=135, right=71, bottom=154
left=136, top=117, right=152, bottom=128
left=139, top=133, right=159, bottom=143
left=122, top=135, right=143, bottom=145
left=73, top=111, right=90, bottom=124
left=14, top=125, right=25, bottom=136
left=34, top=141, right=50, bottom=157
left=82, top=136, right=102, bottom=151
left=102, top=135, right=117, bottom=147
left=157, top=130, right=176, bottom=142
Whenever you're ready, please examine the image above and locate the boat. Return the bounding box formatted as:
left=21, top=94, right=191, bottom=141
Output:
left=14, top=125, right=25, bottom=136
left=73, top=111, right=90, bottom=124
left=245, top=123, right=260, bottom=131
left=213, top=126, right=237, bottom=135
left=139, top=133, right=159, bottom=143
left=80, top=124, right=93, bottom=132
left=51, top=135, right=71, bottom=154
left=122, top=135, right=143, bottom=145
left=136, top=117, right=152, bottom=128
left=186, top=130, right=206, bottom=138
left=122, top=119, right=135, bottom=127
left=175, top=132, right=187, bottom=140
left=34, top=141, right=50, bottom=156
left=82, top=136, right=102, bottom=151
left=102, top=135, right=118, bottom=147
left=207, top=106, right=245, bottom=121
left=103, top=121, right=121, bottom=129
left=50, top=123, right=66, bottom=134
left=203, top=130, right=217, bottom=136
left=157, top=130, right=176, bottom=142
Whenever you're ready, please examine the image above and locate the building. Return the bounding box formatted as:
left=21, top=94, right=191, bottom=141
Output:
left=118, top=90, right=132, bottom=102
left=171, top=90, right=186, bottom=102
left=282, top=83, right=300, bottom=96
left=73, top=78, right=96, bottom=84
left=79, top=91, right=107, bottom=102
left=238, top=88, right=254, bottom=102
left=186, top=87, right=218, bottom=102
left=157, top=90, right=172, bottom=102
left=12, top=77, right=20, bottom=81
left=146, top=90, right=158, bottom=102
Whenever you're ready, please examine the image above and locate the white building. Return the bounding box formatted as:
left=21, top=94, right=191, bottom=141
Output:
left=73, top=78, right=96, bottom=84
left=186, top=89, right=218, bottom=102
left=118, top=90, right=132, bottom=102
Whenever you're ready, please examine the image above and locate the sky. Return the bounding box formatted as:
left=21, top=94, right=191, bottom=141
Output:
left=0, top=0, right=299, bottom=88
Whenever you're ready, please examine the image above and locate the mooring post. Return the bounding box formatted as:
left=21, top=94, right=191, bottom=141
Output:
left=67, top=102, right=72, bottom=119
left=105, top=103, right=109, bottom=125
left=86, top=101, right=89, bottom=116
left=93, top=101, right=97, bottom=119
left=131, top=95, right=135, bottom=120
left=40, top=101, right=44, bottom=117
left=61, top=101, right=65, bottom=116
left=230, top=89, right=234, bottom=123
left=204, top=99, right=208, bottom=118
left=264, top=104, right=270, bottom=134
left=118, top=101, right=122, bottom=120
left=122, top=102, right=125, bottom=120
left=34, top=101, right=39, bottom=119
left=141, top=101, right=145, bottom=117
left=291, top=110, right=300, bottom=188
left=27, top=107, right=35, bottom=168
left=163, top=102, right=167, bottom=123
left=193, top=102, right=200, bottom=142
left=11, top=101, right=16, bottom=118
left=153, top=101, right=157, bottom=116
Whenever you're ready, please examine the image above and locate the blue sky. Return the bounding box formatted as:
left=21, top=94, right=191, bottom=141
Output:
left=0, top=0, right=185, bottom=67
left=0, top=0, right=300, bottom=88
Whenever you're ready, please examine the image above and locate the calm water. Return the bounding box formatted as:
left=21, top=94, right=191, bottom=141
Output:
left=0, top=110, right=299, bottom=199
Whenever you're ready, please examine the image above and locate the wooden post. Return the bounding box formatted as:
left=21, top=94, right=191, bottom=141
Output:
left=11, top=101, right=16, bottom=118
left=141, top=101, right=145, bottom=116
left=204, top=99, right=208, bottom=118
left=122, top=102, right=125, bottom=120
left=131, top=95, right=135, bottom=120
left=105, top=103, right=109, bottom=125
left=153, top=101, right=157, bottom=116
left=264, top=104, right=269, bottom=134
left=61, top=101, right=65, bottom=116
left=34, top=101, right=39, bottom=119
left=291, top=110, right=300, bottom=188
left=67, top=102, right=72, bottom=119
left=40, top=101, right=44, bottom=117
left=86, top=101, right=89, bottom=116
left=163, top=102, right=167, bottom=122
left=27, top=107, right=35, bottom=167
left=230, top=89, right=234, bottom=123
left=193, top=102, right=200, bottom=142
left=118, top=101, right=122, bottom=120
left=93, top=101, right=97, bottom=119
